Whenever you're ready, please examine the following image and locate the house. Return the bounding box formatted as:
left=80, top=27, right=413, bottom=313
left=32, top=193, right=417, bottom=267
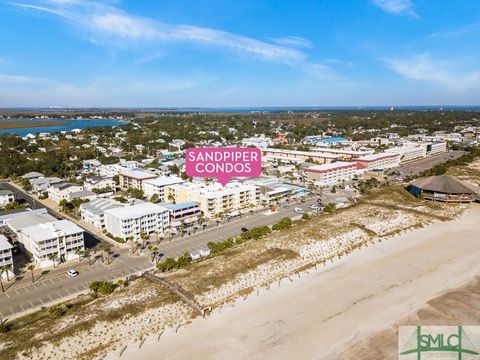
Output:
left=68, top=190, right=97, bottom=202
left=47, top=183, right=84, bottom=204
left=119, top=170, right=157, bottom=190
left=79, top=198, right=125, bottom=229
left=17, top=219, right=84, bottom=268
left=0, top=235, right=14, bottom=278
left=142, top=176, right=184, bottom=201
left=83, top=175, right=116, bottom=193
left=0, top=190, right=15, bottom=207
left=31, top=177, right=64, bottom=194
left=104, top=203, right=170, bottom=240
left=21, top=172, right=45, bottom=181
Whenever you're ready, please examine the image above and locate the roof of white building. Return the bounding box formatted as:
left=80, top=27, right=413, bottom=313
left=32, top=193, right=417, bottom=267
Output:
left=306, top=161, right=357, bottom=173
left=80, top=198, right=124, bottom=214
left=0, top=234, right=13, bottom=251
left=21, top=220, right=84, bottom=242
left=357, top=152, right=400, bottom=162
left=104, top=202, right=168, bottom=220
left=119, top=170, right=157, bottom=180
left=7, top=212, right=56, bottom=232
left=143, top=176, right=184, bottom=187
left=189, top=182, right=258, bottom=199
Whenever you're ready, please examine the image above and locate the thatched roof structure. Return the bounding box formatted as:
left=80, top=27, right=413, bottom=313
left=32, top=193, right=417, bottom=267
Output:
left=411, top=174, right=479, bottom=194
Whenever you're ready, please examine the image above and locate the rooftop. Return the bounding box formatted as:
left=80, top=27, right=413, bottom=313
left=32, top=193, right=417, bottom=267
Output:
left=411, top=174, right=480, bottom=194
left=119, top=170, right=158, bottom=180
left=21, top=220, right=84, bottom=242
left=0, top=234, right=13, bottom=252
left=143, top=176, right=184, bottom=187
left=104, top=202, right=168, bottom=220
left=306, top=161, right=357, bottom=172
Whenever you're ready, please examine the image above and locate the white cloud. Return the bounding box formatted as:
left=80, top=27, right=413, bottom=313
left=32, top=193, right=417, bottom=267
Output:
left=271, top=36, right=313, bottom=48
left=371, top=0, right=419, bottom=18
left=385, top=53, right=480, bottom=91
left=11, top=1, right=306, bottom=64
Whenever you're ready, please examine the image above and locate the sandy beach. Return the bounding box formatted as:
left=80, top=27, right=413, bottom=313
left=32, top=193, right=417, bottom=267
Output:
left=115, top=204, right=480, bottom=360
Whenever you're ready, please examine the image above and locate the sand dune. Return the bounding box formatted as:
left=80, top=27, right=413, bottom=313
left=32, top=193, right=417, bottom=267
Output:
left=118, top=205, right=480, bottom=360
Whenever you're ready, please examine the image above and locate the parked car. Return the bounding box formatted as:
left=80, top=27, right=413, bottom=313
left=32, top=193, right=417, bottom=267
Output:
left=67, top=269, right=79, bottom=277
left=294, top=207, right=304, bottom=214
left=241, top=227, right=249, bottom=232
left=309, top=205, right=321, bottom=211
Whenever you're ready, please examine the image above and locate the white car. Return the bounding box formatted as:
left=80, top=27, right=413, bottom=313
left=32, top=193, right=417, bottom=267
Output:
left=309, top=205, right=321, bottom=211
left=294, top=207, right=304, bottom=214
left=67, top=269, right=79, bottom=277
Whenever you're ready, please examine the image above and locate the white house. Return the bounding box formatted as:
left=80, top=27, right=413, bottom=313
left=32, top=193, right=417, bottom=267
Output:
left=0, top=190, right=15, bottom=207
left=47, top=183, right=84, bottom=204
left=84, top=175, right=116, bottom=192
left=104, top=203, right=170, bottom=240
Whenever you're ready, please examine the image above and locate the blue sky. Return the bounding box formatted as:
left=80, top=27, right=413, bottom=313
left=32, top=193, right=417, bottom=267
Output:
left=1, top=0, right=480, bottom=107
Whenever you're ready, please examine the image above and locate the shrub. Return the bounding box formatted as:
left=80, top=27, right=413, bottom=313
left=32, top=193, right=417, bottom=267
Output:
left=48, top=305, right=66, bottom=317
left=0, top=322, right=11, bottom=333
left=272, top=217, right=292, bottom=231
left=302, top=213, right=311, bottom=220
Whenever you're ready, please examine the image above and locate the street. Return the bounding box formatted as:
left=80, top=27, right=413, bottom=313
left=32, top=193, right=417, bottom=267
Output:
left=0, top=183, right=337, bottom=319
left=393, top=150, right=466, bottom=176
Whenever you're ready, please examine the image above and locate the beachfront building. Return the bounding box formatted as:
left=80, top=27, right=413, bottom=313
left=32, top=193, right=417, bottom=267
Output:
left=356, top=152, right=401, bottom=170
left=408, top=174, right=479, bottom=203
left=142, top=176, right=185, bottom=201
left=0, top=190, right=15, bottom=207
left=305, top=161, right=357, bottom=186
left=0, top=235, right=14, bottom=278
left=426, top=142, right=447, bottom=155
left=119, top=170, right=157, bottom=190
left=187, top=183, right=260, bottom=218
left=103, top=203, right=170, bottom=240
left=161, top=201, right=202, bottom=229
left=20, top=220, right=85, bottom=268
left=386, top=146, right=426, bottom=163
left=47, top=183, right=84, bottom=204
left=79, top=198, right=125, bottom=229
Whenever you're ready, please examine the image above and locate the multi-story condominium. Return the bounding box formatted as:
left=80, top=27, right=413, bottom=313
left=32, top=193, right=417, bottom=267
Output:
left=161, top=201, right=202, bottom=229
left=164, top=182, right=203, bottom=204
left=104, top=203, right=170, bottom=240
left=96, top=164, right=129, bottom=178
left=356, top=152, right=401, bottom=170
left=20, top=220, right=84, bottom=268
left=0, top=208, right=48, bottom=226
left=84, top=175, right=116, bottom=192
left=263, top=148, right=341, bottom=164
left=79, top=198, right=125, bottom=229
left=386, top=146, right=426, bottom=162
left=0, top=235, right=14, bottom=278
left=142, top=176, right=184, bottom=200
left=0, top=190, right=15, bottom=207
left=47, top=182, right=84, bottom=204
left=187, top=183, right=260, bottom=218
left=305, top=161, right=357, bottom=186
left=426, top=142, right=447, bottom=155
left=119, top=170, right=157, bottom=190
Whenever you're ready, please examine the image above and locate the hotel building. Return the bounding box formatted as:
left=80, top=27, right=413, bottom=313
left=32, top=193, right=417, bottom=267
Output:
left=356, top=152, right=401, bottom=170
left=119, top=170, right=157, bottom=190
left=305, top=161, right=358, bottom=186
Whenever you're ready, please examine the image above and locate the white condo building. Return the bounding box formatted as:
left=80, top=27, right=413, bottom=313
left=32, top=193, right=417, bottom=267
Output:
left=0, top=235, right=14, bottom=278
left=20, top=220, right=85, bottom=268
left=79, top=198, right=125, bottom=229
left=305, top=161, right=357, bottom=186
left=142, top=176, right=185, bottom=201
left=386, top=146, right=426, bottom=162
left=104, top=203, right=170, bottom=240
left=356, top=152, right=401, bottom=170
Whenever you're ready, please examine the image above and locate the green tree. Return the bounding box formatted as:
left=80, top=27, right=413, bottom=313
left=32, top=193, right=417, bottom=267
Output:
left=27, top=264, right=35, bottom=283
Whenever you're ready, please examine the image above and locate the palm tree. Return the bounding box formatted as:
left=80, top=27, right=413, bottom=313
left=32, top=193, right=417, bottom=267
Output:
left=48, top=254, right=57, bottom=268
left=140, top=232, right=148, bottom=249
left=127, top=237, right=135, bottom=254
left=1, top=265, right=12, bottom=282
left=151, top=246, right=159, bottom=264
left=27, top=264, right=35, bottom=283
left=0, top=268, right=5, bottom=292
left=75, top=248, right=83, bottom=262
left=84, top=249, right=92, bottom=266
left=97, top=244, right=107, bottom=263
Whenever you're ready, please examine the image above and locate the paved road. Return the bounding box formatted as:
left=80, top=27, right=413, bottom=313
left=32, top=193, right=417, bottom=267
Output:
left=0, top=185, right=329, bottom=319
left=394, top=150, right=466, bottom=176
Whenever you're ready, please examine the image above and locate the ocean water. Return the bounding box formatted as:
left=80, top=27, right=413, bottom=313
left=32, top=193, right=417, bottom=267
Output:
left=0, top=119, right=126, bottom=136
